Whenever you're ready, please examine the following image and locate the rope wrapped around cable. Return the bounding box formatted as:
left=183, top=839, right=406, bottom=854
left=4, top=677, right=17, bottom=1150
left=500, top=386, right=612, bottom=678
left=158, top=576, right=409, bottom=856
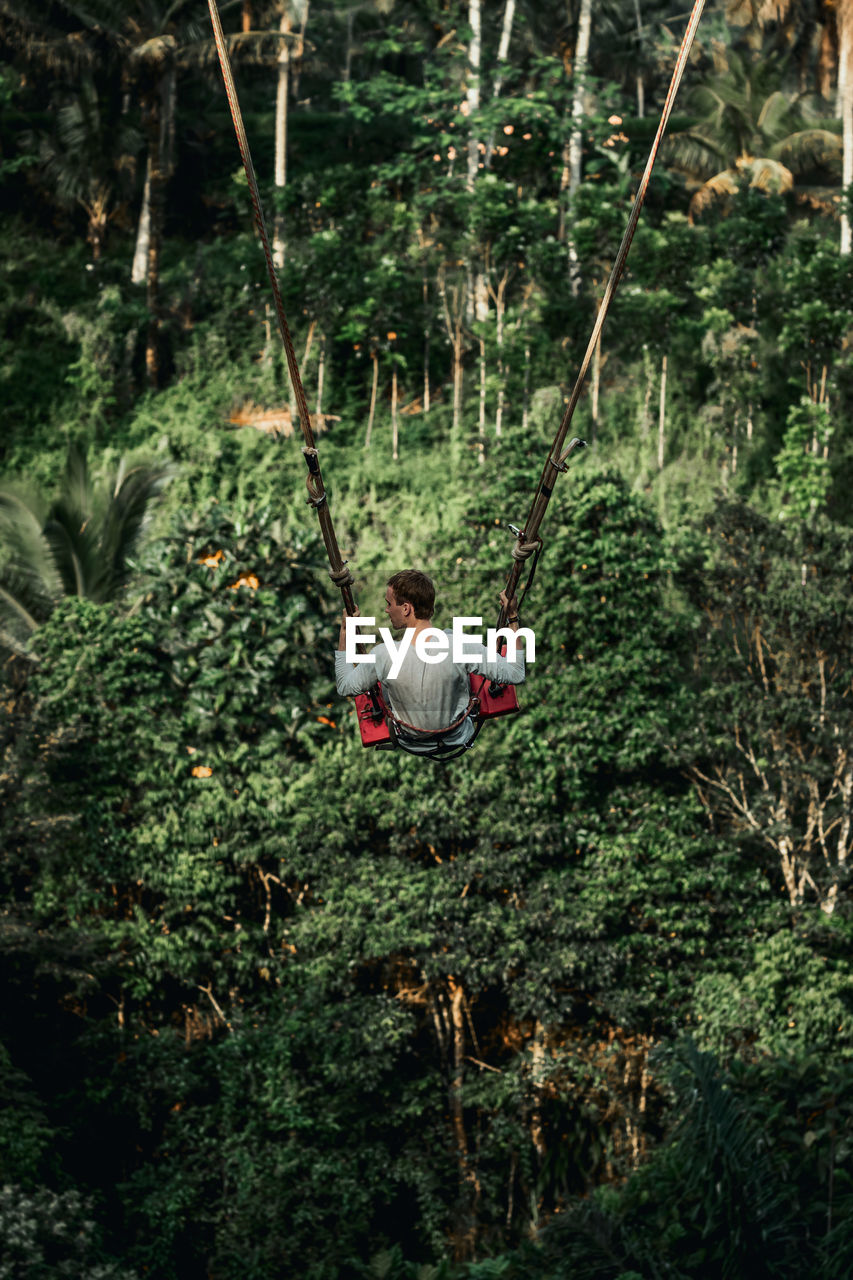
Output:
left=206, top=0, right=356, bottom=614
left=499, top=0, right=706, bottom=628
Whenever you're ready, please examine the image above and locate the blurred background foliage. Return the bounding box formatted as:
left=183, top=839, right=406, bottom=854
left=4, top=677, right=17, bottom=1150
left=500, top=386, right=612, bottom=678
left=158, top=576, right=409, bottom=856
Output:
left=1, top=0, right=852, bottom=1276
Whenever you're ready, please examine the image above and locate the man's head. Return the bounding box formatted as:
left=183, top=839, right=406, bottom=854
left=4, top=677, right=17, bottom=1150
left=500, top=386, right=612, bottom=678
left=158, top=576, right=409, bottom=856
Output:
left=385, top=569, right=435, bottom=627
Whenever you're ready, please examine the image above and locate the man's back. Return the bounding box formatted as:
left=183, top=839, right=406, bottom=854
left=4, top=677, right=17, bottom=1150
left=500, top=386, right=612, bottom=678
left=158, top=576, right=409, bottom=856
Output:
left=335, top=630, right=525, bottom=754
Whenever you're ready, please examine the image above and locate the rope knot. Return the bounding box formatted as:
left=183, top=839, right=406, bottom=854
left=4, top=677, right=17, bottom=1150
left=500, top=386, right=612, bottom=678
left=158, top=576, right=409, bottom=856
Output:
left=511, top=539, right=540, bottom=563
left=328, top=564, right=354, bottom=588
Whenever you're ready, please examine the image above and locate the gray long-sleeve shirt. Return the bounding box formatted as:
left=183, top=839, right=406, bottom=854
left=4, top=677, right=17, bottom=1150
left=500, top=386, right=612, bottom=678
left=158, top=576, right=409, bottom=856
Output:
left=335, top=630, right=525, bottom=754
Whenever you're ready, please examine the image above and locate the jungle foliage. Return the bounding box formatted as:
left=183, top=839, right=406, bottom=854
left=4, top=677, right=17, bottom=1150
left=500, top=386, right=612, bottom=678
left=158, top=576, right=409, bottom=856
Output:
left=0, top=1, right=852, bottom=1277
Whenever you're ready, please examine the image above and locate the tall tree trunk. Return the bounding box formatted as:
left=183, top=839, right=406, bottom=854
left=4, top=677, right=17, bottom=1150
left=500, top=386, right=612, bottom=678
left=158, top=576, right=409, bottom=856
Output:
left=315, top=332, right=326, bottom=420
left=438, top=267, right=467, bottom=456
left=494, top=293, right=505, bottom=437
left=132, top=51, right=175, bottom=290
left=640, top=345, right=653, bottom=439
left=273, top=3, right=309, bottom=269
left=840, top=1, right=853, bottom=254
left=144, top=162, right=162, bottom=387
left=465, top=0, right=482, bottom=194
left=448, top=979, right=479, bottom=1261
left=391, top=362, right=399, bottom=461
left=453, top=319, right=464, bottom=449
left=560, top=0, right=592, bottom=291
left=466, top=0, right=485, bottom=326
left=591, top=330, right=601, bottom=442
left=273, top=10, right=291, bottom=270
left=522, top=341, right=530, bottom=433
left=131, top=39, right=177, bottom=388
left=131, top=160, right=151, bottom=286
left=478, top=336, right=486, bottom=464
left=143, top=71, right=173, bottom=387
left=365, top=349, right=378, bottom=449
left=483, top=0, right=516, bottom=168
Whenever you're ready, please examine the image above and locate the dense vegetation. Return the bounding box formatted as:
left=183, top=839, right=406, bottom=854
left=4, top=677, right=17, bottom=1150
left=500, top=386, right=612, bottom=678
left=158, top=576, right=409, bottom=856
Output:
left=1, top=1, right=852, bottom=1276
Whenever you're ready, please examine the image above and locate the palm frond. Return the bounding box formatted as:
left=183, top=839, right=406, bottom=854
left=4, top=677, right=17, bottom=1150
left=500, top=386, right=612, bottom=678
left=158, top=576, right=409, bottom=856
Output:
left=690, top=166, right=740, bottom=219
left=62, top=441, right=92, bottom=526
left=664, top=130, right=726, bottom=183
left=0, top=583, right=40, bottom=636
left=97, top=462, right=171, bottom=598
left=757, top=88, right=792, bottom=139
left=0, top=489, right=64, bottom=604
left=43, top=500, right=102, bottom=599
left=771, top=128, right=842, bottom=174
left=0, top=447, right=169, bottom=649
left=667, top=1041, right=798, bottom=1267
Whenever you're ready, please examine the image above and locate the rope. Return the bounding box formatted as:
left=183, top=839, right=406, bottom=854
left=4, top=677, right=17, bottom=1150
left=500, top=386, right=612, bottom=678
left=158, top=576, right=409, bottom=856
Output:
left=500, top=0, right=706, bottom=627
left=206, top=0, right=356, bottom=611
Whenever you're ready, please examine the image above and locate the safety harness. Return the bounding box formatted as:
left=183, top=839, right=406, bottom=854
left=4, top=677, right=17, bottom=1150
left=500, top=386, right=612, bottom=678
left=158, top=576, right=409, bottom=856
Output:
left=355, top=668, right=519, bottom=765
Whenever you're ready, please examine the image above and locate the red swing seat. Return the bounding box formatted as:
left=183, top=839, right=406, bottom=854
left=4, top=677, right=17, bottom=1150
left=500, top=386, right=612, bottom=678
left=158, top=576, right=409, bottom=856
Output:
left=355, top=672, right=519, bottom=749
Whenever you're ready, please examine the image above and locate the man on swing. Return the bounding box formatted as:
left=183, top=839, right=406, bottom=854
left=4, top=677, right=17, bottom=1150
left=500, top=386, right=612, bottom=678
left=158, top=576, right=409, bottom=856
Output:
left=335, top=569, right=525, bottom=757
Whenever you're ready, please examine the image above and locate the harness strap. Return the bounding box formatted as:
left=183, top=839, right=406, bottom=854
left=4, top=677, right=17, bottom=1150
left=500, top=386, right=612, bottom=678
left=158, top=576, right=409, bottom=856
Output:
left=373, top=682, right=481, bottom=738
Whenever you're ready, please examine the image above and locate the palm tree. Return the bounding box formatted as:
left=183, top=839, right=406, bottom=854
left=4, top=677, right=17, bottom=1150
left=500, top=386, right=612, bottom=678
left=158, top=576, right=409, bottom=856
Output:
left=1, top=0, right=209, bottom=384
left=667, top=46, right=841, bottom=219
left=23, top=74, right=140, bottom=260
left=0, top=445, right=170, bottom=656
left=725, top=0, right=853, bottom=249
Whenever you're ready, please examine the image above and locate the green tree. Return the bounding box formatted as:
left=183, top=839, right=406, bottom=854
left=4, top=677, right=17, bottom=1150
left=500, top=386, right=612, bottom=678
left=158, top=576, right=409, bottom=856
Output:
left=0, top=444, right=169, bottom=654
left=683, top=498, right=853, bottom=913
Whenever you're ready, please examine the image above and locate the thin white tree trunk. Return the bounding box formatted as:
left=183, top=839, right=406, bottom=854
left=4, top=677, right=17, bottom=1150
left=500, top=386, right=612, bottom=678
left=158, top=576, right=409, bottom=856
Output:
left=273, top=11, right=291, bottom=270
left=640, top=346, right=653, bottom=439
left=569, top=0, right=592, bottom=197
left=365, top=350, right=378, bottom=449
left=466, top=0, right=483, bottom=325
left=132, top=160, right=151, bottom=285
left=465, top=0, right=482, bottom=194
left=495, top=296, right=505, bottom=437
left=840, top=4, right=853, bottom=254
left=438, top=267, right=467, bottom=452
left=561, top=0, right=592, bottom=288
left=591, top=330, right=601, bottom=441
left=453, top=322, right=464, bottom=446
left=484, top=0, right=516, bottom=168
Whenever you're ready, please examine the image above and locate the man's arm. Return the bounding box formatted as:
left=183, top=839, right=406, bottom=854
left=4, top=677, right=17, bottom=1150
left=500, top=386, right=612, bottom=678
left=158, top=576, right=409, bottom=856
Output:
left=335, top=607, right=382, bottom=697
left=467, top=590, right=527, bottom=684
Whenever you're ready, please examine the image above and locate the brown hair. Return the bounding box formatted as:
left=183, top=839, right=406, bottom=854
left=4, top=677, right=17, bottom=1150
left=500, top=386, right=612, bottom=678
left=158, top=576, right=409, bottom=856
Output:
left=387, top=569, right=435, bottom=620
